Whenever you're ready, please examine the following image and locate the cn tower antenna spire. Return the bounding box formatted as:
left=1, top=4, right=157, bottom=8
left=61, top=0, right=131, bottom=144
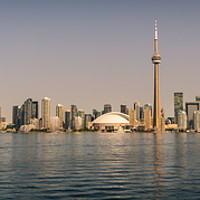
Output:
left=155, top=18, right=158, bottom=40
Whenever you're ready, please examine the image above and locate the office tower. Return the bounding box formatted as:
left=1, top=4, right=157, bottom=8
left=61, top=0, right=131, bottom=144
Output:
left=144, top=104, right=152, bottom=116
left=93, top=109, right=101, bottom=119
left=152, top=18, right=162, bottom=131
left=12, top=106, right=21, bottom=128
left=65, top=110, right=70, bottom=130
left=56, top=104, right=65, bottom=127
left=194, top=111, right=200, bottom=132
left=178, top=111, right=187, bottom=131
left=103, top=104, right=112, bottom=114
left=41, top=97, right=51, bottom=129
left=195, top=96, right=200, bottom=102
left=174, top=92, right=183, bottom=124
left=140, top=107, right=144, bottom=122
left=24, top=98, right=33, bottom=125
left=134, top=100, right=140, bottom=121
left=129, top=108, right=136, bottom=127
left=78, top=109, right=85, bottom=129
left=185, top=102, right=200, bottom=129
left=32, top=101, right=38, bottom=119
left=144, top=107, right=152, bottom=131
left=70, top=105, right=77, bottom=130
left=120, top=104, right=127, bottom=114
left=84, top=114, right=92, bottom=129
left=20, top=104, right=24, bottom=125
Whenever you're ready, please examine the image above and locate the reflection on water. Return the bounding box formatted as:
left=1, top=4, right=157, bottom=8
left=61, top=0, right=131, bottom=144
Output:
left=0, top=132, right=200, bottom=199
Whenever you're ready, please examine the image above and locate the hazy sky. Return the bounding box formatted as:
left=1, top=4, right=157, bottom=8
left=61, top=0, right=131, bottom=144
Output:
left=1, top=0, right=200, bottom=122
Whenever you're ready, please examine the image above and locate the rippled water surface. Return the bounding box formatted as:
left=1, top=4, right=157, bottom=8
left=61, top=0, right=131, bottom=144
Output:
left=1, top=132, right=200, bottom=199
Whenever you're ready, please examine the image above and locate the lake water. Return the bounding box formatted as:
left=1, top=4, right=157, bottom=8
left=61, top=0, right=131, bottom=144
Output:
left=0, top=132, right=200, bottom=199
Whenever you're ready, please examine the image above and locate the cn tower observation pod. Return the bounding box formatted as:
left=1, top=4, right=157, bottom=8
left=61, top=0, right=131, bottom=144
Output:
left=91, top=112, right=129, bottom=132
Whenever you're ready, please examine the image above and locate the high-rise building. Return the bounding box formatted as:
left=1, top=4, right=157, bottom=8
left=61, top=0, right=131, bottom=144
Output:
left=70, top=105, right=77, bottom=130
left=0, top=107, right=1, bottom=124
left=134, top=100, right=140, bottom=121
left=178, top=111, right=187, bottom=131
left=120, top=104, right=127, bottom=114
left=103, top=104, right=112, bottom=114
left=140, top=107, right=144, bottom=122
left=152, top=18, right=162, bottom=131
left=41, top=97, right=51, bottom=129
left=32, top=101, right=38, bottom=119
left=24, top=98, right=33, bottom=125
left=129, top=108, right=136, bottom=127
left=193, top=111, right=200, bottom=132
left=65, top=110, right=70, bottom=130
left=144, top=107, right=152, bottom=131
left=144, top=104, right=152, bottom=116
left=78, top=109, right=85, bottom=130
left=196, top=96, right=200, bottom=102
left=12, top=106, right=21, bottom=128
left=56, top=104, right=65, bottom=127
left=84, top=114, right=92, bottom=129
left=93, top=109, right=101, bottom=119
left=174, top=92, right=183, bottom=124
left=185, top=102, right=200, bottom=129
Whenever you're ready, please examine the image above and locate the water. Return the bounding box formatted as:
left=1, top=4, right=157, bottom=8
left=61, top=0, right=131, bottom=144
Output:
left=0, top=132, right=200, bottom=199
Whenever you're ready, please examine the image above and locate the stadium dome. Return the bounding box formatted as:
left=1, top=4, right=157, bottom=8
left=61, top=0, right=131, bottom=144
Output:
left=91, top=112, right=129, bottom=131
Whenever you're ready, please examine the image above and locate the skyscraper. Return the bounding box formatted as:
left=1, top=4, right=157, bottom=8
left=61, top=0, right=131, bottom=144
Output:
left=65, top=110, right=70, bottom=130
left=174, top=92, right=183, bottom=124
left=152, top=18, right=162, bottom=131
left=32, top=101, right=39, bottom=119
left=178, top=110, right=187, bottom=131
left=185, top=102, right=200, bottom=129
left=129, top=108, right=136, bottom=127
left=120, top=104, right=127, bottom=114
left=78, top=109, right=85, bottom=130
left=144, top=107, right=152, bottom=131
left=134, top=100, right=140, bottom=121
left=93, top=109, right=101, bottom=119
left=70, top=105, right=77, bottom=130
left=12, top=106, right=21, bottom=128
left=195, top=96, right=200, bottom=102
left=103, top=104, right=112, bottom=114
left=193, top=111, right=200, bottom=132
left=24, top=98, right=33, bottom=125
left=41, top=97, right=51, bottom=129
left=56, top=104, right=65, bottom=127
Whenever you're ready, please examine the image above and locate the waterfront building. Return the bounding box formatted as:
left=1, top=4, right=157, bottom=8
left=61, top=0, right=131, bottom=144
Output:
left=140, top=107, right=144, bottom=122
left=185, top=102, right=200, bottom=129
left=32, top=101, right=38, bottom=119
left=56, top=104, right=65, bottom=127
left=193, top=111, right=200, bottom=132
left=70, top=105, right=77, bottom=130
left=30, top=118, right=39, bottom=129
left=24, top=98, right=33, bottom=125
left=103, top=104, right=112, bottom=114
left=195, top=96, right=200, bottom=102
left=50, top=116, right=60, bottom=132
left=144, top=107, right=152, bottom=131
left=93, top=109, right=101, bottom=119
left=129, top=108, right=136, bottom=127
left=84, top=114, right=92, bottom=129
left=174, top=92, right=183, bottom=124
left=178, top=111, right=187, bottom=131
left=65, top=110, right=70, bottom=130
left=144, top=104, right=152, bottom=116
left=78, top=109, right=85, bottom=130
left=91, top=112, right=129, bottom=132
left=41, top=97, right=51, bottom=129
left=134, top=100, right=140, bottom=121
left=12, top=106, right=21, bottom=129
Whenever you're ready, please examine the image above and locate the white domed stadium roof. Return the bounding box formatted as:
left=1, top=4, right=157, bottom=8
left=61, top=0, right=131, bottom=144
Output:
left=92, top=112, right=129, bottom=124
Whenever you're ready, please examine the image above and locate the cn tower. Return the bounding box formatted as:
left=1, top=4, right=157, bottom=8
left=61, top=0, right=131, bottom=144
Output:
left=152, top=18, right=161, bottom=131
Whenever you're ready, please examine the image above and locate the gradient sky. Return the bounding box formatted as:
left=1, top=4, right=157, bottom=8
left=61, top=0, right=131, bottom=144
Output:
left=1, top=0, right=200, bottom=122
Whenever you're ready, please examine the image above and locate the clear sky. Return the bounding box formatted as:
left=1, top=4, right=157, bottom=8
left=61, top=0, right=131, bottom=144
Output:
left=1, top=0, right=200, bottom=122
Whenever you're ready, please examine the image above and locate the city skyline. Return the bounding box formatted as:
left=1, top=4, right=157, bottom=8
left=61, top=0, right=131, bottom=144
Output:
left=1, top=0, right=200, bottom=122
